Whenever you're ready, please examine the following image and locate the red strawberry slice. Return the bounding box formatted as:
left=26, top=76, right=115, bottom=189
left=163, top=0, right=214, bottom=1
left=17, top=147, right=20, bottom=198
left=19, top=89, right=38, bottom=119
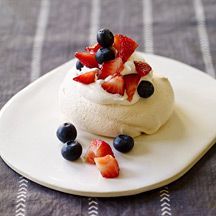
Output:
left=75, top=52, right=98, bottom=68
left=73, top=69, right=98, bottom=84
left=84, top=139, right=114, bottom=164
left=134, top=61, right=152, bottom=77
left=85, top=43, right=101, bottom=53
left=94, top=155, right=120, bottom=178
left=113, top=34, right=138, bottom=63
left=99, top=57, right=123, bottom=80
left=124, top=74, right=141, bottom=101
left=101, top=75, right=124, bottom=96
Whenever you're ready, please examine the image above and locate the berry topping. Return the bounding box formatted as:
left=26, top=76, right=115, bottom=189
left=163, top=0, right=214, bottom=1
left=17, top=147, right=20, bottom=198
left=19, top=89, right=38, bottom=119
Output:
left=113, top=34, right=138, bottom=63
left=61, top=141, right=82, bottom=161
left=85, top=43, right=101, bottom=53
left=101, top=75, right=124, bottom=96
left=84, top=139, right=114, bottom=164
left=124, top=74, right=141, bottom=101
left=73, top=69, right=98, bottom=84
left=134, top=61, right=152, bottom=77
left=99, top=57, right=123, bottom=79
left=56, top=123, right=77, bottom=143
left=75, top=52, right=98, bottom=68
left=76, top=60, right=84, bottom=71
left=137, top=80, right=154, bottom=98
left=95, top=47, right=115, bottom=64
left=94, top=155, right=120, bottom=178
left=97, top=29, right=114, bottom=48
left=113, top=135, right=134, bottom=153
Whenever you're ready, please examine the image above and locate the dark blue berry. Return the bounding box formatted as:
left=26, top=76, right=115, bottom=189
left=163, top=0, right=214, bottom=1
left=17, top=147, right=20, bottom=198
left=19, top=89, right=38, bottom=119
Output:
left=56, top=123, right=77, bottom=143
left=95, top=47, right=115, bottom=64
left=76, top=60, right=84, bottom=71
left=97, top=29, right=114, bottom=48
left=137, top=81, right=154, bottom=98
left=113, top=135, right=134, bottom=153
left=61, top=141, right=82, bottom=161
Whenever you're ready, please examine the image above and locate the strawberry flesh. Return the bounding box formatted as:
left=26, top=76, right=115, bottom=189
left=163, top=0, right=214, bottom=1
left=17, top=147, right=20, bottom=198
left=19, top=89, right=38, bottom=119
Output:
left=94, top=155, right=120, bottom=178
left=101, top=75, right=124, bottom=96
left=85, top=139, right=114, bottom=164
left=134, top=61, right=152, bottom=77
left=73, top=69, right=98, bottom=84
left=124, top=74, right=141, bottom=101
left=75, top=52, right=98, bottom=68
left=85, top=43, right=101, bottom=53
left=114, top=34, right=138, bottom=63
left=99, top=57, right=123, bottom=80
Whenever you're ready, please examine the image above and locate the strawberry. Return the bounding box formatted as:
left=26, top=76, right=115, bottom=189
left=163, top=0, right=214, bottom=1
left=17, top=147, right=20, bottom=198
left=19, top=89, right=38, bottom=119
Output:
left=101, top=75, right=124, bottom=96
left=84, top=139, right=114, bottom=164
left=85, top=43, right=101, bottom=53
left=113, top=34, right=138, bottom=62
left=75, top=52, right=98, bottom=68
left=124, top=74, right=141, bottom=101
left=94, top=155, right=120, bottom=178
left=99, top=57, right=123, bottom=80
left=134, top=61, right=152, bottom=77
left=73, top=69, right=98, bottom=84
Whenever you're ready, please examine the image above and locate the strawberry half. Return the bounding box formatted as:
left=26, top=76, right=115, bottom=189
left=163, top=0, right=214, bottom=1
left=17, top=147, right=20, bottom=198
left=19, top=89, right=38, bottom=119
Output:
left=101, top=75, right=124, bottom=96
left=85, top=43, right=101, bottom=53
left=134, top=61, right=152, bottom=77
left=114, top=34, right=138, bottom=63
left=124, top=74, right=141, bottom=101
left=84, top=139, right=114, bottom=164
left=99, top=57, right=123, bottom=80
left=75, top=52, right=98, bottom=68
left=94, top=155, right=120, bottom=178
left=73, top=69, right=98, bottom=84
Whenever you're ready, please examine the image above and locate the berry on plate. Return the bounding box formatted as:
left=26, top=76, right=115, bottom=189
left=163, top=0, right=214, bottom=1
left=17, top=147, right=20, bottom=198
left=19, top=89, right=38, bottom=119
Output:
left=73, top=69, right=98, bottom=84
left=94, top=155, right=120, bottom=178
left=137, top=80, right=154, bottom=98
left=123, top=74, right=141, bottom=101
left=61, top=141, right=82, bottom=161
left=75, top=52, right=98, bottom=68
left=85, top=43, right=101, bottom=53
left=113, top=135, right=134, bottom=153
left=114, top=34, right=138, bottom=63
left=76, top=60, right=84, bottom=71
left=99, top=57, right=123, bottom=80
left=84, top=139, right=114, bottom=164
left=56, top=122, right=77, bottom=143
left=95, top=47, right=115, bottom=64
left=101, top=75, right=124, bottom=96
left=134, top=61, right=152, bottom=77
left=97, top=28, right=114, bottom=48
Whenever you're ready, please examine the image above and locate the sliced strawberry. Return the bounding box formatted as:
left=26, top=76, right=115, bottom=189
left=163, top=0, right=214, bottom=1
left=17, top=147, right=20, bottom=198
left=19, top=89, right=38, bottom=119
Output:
left=73, top=69, right=98, bottom=84
left=124, top=74, right=141, bottom=101
left=99, top=57, right=123, bottom=80
left=134, top=61, right=152, bottom=77
left=94, top=155, right=120, bottom=178
left=75, top=52, right=98, bottom=68
left=101, top=75, right=124, bottom=96
left=113, top=34, right=138, bottom=63
left=85, top=43, right=101, bottom=53
left=84, top=139, right=114, bottom=164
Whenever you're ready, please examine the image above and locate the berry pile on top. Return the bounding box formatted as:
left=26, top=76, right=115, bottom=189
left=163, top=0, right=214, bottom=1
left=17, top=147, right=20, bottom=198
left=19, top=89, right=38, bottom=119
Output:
left=73, top=29, right=154, bottom=101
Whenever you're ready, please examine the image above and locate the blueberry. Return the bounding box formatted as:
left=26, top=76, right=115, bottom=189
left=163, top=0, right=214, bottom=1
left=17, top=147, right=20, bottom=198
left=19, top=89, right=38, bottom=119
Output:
left=95, top=47, right=115, bottom=64
left=61, top=141, right=82, bottom=161
left=97, top=29, right=114, bottom=48
left=76, top=60, right=84, bottom=71
left=56, top=123, right=77, bottom=143
left=113, top=135, right=134, bottom=153
left=137, top=80, right=154, bottom=98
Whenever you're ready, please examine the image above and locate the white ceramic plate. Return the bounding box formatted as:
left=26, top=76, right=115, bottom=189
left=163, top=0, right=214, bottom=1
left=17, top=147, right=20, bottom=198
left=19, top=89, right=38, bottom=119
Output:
left=0, top=53, right=216, bottom=197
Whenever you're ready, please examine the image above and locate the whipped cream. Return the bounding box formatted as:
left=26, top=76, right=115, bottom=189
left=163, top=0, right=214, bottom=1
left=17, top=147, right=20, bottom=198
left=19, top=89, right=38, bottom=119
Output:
left=67, top=52, right=153, bottom=106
